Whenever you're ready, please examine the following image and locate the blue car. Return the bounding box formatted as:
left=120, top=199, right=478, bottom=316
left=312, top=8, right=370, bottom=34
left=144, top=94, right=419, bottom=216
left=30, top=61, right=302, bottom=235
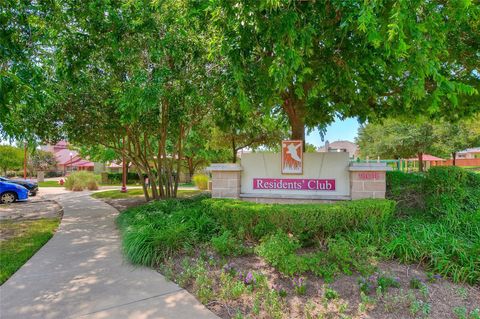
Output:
left=0, top=181, right=29, bottom=204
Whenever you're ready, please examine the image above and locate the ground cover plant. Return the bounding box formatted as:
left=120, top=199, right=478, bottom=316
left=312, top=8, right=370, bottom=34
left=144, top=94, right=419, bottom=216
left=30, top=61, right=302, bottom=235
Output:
left=0, top=218, right=60, bottom=284
left=116, top=166, right=479, bottom=318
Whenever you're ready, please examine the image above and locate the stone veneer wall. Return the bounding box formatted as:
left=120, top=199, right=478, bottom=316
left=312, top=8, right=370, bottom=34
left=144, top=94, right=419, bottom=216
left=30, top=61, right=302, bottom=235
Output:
left=349, top=169, right=388, bottom=200
left=209, top=165, right=242, bottom=199
left=209, top=162, right=390, bottom=201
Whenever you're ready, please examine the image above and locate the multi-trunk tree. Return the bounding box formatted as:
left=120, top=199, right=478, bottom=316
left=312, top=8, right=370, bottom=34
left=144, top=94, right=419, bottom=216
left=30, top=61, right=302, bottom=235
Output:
left=48, top=0, right=217, bottom=199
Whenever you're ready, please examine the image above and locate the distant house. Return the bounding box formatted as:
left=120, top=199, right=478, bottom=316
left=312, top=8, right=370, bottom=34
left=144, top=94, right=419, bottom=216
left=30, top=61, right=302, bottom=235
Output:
left=318, top=140, right=359, bottom=159
left=40, top=141, right=95, bottom=175
left=456, top=147, right=480, bottom=159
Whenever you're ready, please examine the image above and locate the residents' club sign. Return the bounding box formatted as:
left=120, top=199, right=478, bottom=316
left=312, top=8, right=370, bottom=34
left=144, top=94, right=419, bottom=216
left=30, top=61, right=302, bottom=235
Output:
left=253, top=178, right=336, bottom=191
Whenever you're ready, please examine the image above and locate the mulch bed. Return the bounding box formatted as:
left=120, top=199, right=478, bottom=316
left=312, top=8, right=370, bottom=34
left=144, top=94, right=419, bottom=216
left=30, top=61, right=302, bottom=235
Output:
left=163, top=251, right=480, bottom=319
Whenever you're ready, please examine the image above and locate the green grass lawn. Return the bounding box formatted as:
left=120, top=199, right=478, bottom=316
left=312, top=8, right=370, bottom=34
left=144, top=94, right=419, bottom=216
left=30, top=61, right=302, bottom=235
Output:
left=91, top=189, right=202, bottom=199
left=38, top=181, right=63, bottom=187
left=0, top=218, right=60, bottom=284
left=38, top=180, right=140, bottom=187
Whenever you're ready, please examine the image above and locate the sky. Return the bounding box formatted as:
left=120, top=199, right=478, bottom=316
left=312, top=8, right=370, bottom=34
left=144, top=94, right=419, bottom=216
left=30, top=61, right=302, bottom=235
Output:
left=1, top=116, right=361, bottom=148
left=306, top=117, right=360, bottom=148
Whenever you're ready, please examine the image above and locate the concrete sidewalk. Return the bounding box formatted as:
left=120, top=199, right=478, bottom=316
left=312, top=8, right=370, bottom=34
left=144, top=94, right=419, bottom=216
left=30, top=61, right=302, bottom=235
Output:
left=0, top=192, right=217, bottom=319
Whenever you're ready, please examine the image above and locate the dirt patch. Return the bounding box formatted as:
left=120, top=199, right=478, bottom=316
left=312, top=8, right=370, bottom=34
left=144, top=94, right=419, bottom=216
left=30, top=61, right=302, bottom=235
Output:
left=0, top=200, right=63, bottom=222
left=161, top=251, right=480, bottom=319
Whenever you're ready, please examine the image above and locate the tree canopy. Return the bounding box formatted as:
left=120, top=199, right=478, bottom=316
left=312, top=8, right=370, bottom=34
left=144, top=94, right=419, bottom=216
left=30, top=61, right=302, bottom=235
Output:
left=208, top=0, right=479, bottom=142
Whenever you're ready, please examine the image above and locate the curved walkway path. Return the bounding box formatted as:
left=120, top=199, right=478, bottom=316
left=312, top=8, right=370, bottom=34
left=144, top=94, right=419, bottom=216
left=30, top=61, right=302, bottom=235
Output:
left=0, top=192, right=217, bottom=319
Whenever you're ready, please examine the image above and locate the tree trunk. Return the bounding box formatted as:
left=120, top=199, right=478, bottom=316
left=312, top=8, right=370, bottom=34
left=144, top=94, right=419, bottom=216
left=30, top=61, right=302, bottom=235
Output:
left=418, top=152, right=424, bottom=172
left=232, top=137, right=237, bottom=163
left=282, top=95, right=306, bottom=150
left=187, top=158, right=194, bottom=181
left=138, top=172, right=150, bottom=202
left=452, top=152, right=456, bottom=166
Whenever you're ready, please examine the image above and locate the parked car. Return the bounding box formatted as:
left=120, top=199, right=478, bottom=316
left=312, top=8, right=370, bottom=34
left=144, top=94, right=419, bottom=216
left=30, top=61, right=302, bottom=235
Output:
left=0, top=181, right=29, bottom=204
left=0, top=177, right=38, bottom=196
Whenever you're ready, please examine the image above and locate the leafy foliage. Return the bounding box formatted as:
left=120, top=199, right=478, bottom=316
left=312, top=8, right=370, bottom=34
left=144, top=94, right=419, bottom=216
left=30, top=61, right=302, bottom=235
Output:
left=0, top=145, right=23, bottom=175
left=211, top=230, right=247, bottom=257
left=255, top=231, right=305, bottom=276
left=209, top=1, right=479, bottom=140
left=424, top=166, right=480, bottom=216
left=386, top=171, right=426, bottom=214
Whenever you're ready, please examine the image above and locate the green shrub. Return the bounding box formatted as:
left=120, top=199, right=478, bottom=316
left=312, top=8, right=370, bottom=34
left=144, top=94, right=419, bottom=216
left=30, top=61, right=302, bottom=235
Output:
left=64, top=171, right=100, bottom=191
left=107, top=172, right=141, bottom=184
left=424, top=166, right=480, bottom=216
left=116, top=194, right=218, bottom=266
left=211, top=230, right=246, bottom=256
left=203, top=198, right=395, bottom=243
left=386, top=171, right=425, bottom=214
left=255, top=231, right=306, bottom=275
left=193, top=174, right=209, bottom=190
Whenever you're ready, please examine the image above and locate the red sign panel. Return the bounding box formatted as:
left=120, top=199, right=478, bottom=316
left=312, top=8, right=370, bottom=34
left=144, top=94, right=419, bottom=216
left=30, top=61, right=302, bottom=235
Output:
left=253, top=178, right=336, bottom=191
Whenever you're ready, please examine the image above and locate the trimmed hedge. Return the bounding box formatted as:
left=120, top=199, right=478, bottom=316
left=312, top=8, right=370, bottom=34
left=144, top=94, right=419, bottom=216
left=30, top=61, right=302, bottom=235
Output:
left=386, top=171, right=425, bottom=214
left=386, top=166, right=480, bottom=216
left=202, top=198, right=396, bottom=243
left=424, top=166, right=480, bottom=216
left=107, top=172, right=141, bottom=184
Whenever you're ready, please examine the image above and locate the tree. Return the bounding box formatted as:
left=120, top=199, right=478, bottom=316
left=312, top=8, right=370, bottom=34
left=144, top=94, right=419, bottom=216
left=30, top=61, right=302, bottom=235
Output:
left=211, top=108, right=288, bottom=163
left=208, top=1, right=479, bottom=145
left=357, top=118, right=437, bottom=171
left=28, top=150, right=57, bottom=175
left=305, top=143, right=317, bottom=153
left=182, top=124, right=230, bottom=180
left=433, top=116, right=480, bottom=165
left=0, top=1, right=60, bottom=142
left=0, top=145, right=23, bottom=176
left=46, top=0, right=216, bottom=200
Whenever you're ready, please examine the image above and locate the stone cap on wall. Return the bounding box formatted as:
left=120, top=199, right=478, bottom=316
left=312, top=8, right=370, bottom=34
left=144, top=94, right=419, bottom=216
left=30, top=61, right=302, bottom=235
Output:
left=206, top=163, right=243, bottom=172
left=348, top=162, right=392, bottom=172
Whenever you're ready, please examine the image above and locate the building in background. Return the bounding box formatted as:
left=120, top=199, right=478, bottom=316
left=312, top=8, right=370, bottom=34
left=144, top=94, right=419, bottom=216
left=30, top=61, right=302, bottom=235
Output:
left=456, top=147, right=480, bottom=159
left=318, top=140, right=359, bottom=159
left=40, top=141, right=95, bottom=175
